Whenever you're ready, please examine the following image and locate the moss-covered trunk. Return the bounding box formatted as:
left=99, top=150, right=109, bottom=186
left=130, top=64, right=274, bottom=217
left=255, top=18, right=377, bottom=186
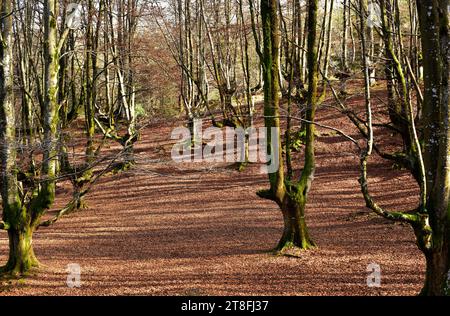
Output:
left=4, top=227, right=39, bottom=275
left=261, top=0, right=285, bottom=202
left=1, top=0, right=63, bottom=276
left=277, top=193, right=316, bottom=251
left=259, top=0, right=317, bottom=252
left=379, top=0, right=423, bottom=181
left=0, top=0, right=38, bottom=276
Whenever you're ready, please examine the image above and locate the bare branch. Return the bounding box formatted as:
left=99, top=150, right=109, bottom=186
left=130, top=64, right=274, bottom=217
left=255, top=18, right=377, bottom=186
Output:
left=265, top=115, right=361, bottom=149
left=38, top=192, right=85, bottom=228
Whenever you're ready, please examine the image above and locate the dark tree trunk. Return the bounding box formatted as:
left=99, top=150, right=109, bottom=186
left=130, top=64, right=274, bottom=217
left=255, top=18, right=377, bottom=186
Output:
left=421, top=243, right=449, bottom=296
left=416, top=0, right=449, bottom=296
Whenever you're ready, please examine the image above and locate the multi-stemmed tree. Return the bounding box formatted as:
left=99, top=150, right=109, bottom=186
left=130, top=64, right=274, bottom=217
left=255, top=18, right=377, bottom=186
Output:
left=257, top=0, right=319, bottom=252
left=0, top=0, right=64, bottom=274
left=0, top=0, right=140, bottom=276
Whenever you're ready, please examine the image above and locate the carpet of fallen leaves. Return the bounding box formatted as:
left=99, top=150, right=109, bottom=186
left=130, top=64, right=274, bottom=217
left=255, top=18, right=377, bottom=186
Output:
left=0, top=87, right=425, bottom=296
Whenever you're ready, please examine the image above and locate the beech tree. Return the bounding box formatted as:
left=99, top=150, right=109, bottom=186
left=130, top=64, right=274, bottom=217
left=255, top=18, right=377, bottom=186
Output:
left=0, top=0, right=448, bottom=297
left=0, top=0, right=66, bottom=274
left=257, top=0, right=318, bottom=252
left=0, top=0, right=141, bottom=276
left=412, top=0, right=448, bottom=296
left=357, top=0, right=449, bottom=296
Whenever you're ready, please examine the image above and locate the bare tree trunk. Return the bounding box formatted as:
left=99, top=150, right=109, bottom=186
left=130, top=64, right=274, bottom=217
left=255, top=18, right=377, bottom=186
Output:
left=342, top=0, right=349, bottom=70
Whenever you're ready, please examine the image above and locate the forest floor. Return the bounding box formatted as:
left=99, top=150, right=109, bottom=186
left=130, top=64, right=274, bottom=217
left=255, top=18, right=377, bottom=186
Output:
left=0, top=85, right=425, bottom=296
